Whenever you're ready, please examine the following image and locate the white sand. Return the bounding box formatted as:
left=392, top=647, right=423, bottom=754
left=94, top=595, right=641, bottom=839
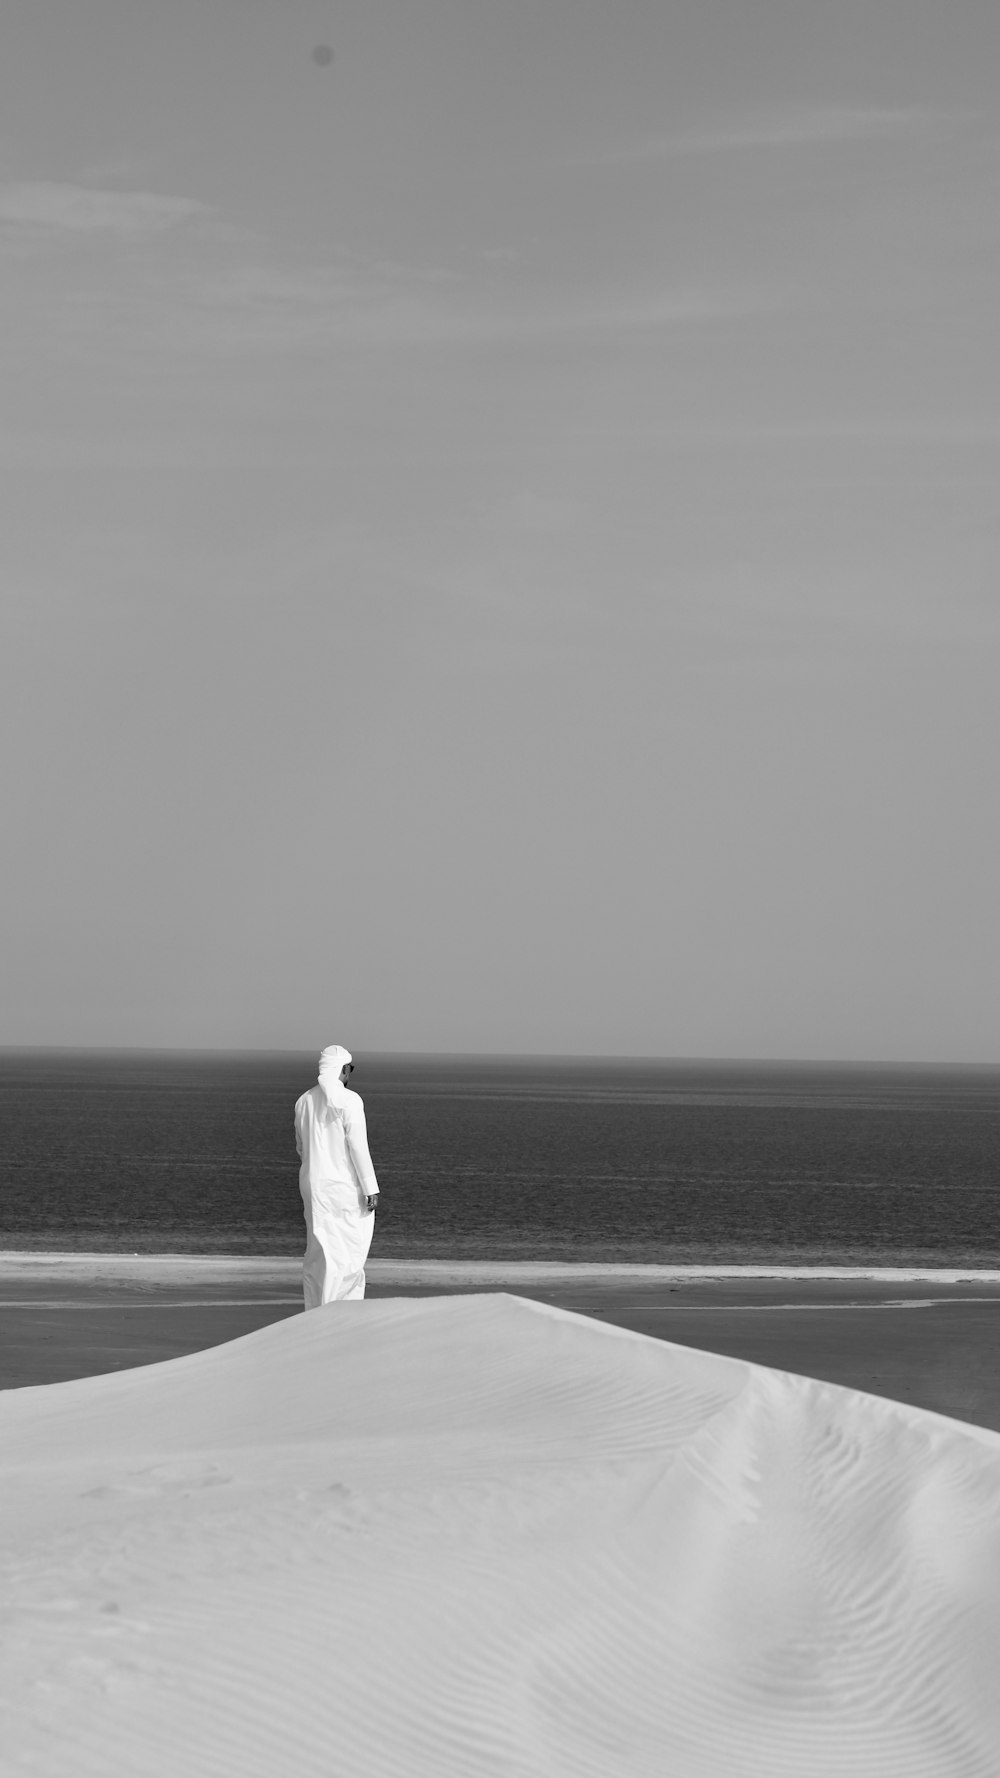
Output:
left=3, top=1294, right=1000, bottom=1776
left=5, top=1251, right=1000, bottom=1286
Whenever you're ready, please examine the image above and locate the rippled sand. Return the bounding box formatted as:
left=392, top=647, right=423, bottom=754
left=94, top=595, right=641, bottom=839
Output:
left=3, top=1292, right=1000, bottom=1775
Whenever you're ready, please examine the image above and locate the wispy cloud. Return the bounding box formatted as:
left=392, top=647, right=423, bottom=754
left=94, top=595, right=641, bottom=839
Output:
left=30, top=249, right=773, bottom=361
left=0, top=171, right=774, bottom=365
left=589, top=106, right=945, bottom=165
left=173, top=270, right=768, bottom=350
left=0, top=181, right=211, bottom=237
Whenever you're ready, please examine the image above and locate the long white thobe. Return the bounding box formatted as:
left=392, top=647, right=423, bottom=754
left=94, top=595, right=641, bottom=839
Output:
left=294, top=1085, right=380, bottom=1309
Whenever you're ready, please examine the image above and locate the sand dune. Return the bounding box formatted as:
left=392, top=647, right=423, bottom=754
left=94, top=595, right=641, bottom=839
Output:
left=3, top=1295, right=1000, bottom=1776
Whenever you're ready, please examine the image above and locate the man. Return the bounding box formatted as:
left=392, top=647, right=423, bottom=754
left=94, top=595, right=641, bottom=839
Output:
left=294, top=1044, right=381, bottom=1309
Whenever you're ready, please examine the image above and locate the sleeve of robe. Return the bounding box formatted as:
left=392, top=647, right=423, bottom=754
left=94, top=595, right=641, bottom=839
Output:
left=344, top=1093, right=380, bottom=1198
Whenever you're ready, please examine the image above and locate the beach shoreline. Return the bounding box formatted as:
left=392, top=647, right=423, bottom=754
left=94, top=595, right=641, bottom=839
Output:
left=4, top=1251, right=1000, bottom=1430
left=5, top=1251, right=1000, bottom=1283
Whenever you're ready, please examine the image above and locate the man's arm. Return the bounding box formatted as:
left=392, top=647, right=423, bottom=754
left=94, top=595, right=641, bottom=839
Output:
left=344, top=1097, right=380, bottom=1211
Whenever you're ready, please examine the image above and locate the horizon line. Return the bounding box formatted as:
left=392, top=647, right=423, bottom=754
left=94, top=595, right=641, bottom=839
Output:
left=2, top=1043, right=1000, bottom=1072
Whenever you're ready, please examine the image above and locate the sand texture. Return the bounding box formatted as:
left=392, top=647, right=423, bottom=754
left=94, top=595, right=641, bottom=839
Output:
left=5, top=1257, right=1000, bottom=1433
left=3, top=1293, right=1000, bottom=1776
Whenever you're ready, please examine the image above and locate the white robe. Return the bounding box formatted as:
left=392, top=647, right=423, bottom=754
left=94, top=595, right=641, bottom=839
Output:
left=294, top=1084, right=379, bottom=1309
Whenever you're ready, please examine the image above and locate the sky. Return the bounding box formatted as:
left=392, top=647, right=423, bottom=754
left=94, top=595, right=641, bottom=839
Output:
left=2, top=0, right=999, bottom=1061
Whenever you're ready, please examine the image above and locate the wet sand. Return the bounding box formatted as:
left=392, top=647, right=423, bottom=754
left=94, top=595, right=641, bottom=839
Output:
left=4, top=1256, right=1000, bottom=1431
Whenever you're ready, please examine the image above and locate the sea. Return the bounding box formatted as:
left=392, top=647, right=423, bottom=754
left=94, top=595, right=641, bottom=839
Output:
left=2, top=1050, right=999, bottom=1266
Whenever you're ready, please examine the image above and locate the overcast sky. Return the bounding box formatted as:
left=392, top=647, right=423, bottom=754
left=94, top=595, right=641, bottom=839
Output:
left=2, top=0, right=998, bottom=1060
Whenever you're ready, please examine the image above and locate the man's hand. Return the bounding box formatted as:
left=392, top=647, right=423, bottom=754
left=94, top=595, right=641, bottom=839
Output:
left=365, top=1192, right=380, bottom=1214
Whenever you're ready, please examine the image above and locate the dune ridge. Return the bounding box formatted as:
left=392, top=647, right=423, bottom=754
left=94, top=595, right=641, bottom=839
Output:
left=3, top=1294, right=1000, bottom=1776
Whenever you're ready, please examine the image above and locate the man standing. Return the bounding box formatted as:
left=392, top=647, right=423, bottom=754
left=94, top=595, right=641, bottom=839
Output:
left=294, top=1044, right=381, bottom=1308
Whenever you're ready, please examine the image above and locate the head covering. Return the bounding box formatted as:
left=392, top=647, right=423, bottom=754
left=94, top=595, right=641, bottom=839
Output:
left=317, top=1044, right=353, bottom=1120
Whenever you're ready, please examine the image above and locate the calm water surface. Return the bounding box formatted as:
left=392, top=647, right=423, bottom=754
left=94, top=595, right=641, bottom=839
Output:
left=2, top=1050, right=999, bottom=1264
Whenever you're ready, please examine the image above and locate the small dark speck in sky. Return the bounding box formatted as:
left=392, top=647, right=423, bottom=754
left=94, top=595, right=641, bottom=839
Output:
left=311, top=44, right=335, bottom=67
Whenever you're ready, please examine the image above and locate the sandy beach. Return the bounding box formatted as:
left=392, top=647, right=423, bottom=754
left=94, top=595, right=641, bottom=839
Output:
left=4, top=1254, right=1000, bottom=1431
left=3, top=1273, right=1000, bottom=1776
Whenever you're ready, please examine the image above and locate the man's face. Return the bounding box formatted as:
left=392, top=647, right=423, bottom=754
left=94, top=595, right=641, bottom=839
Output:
left=340, top=1062, right=354, bottom=1084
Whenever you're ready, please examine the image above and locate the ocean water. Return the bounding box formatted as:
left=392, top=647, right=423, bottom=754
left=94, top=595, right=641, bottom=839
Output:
left=2, top=1049, right=1000, bottom=1265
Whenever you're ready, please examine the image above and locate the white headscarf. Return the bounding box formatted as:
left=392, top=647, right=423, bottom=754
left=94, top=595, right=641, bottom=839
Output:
left=317, top=1044, right=353, bottom=1120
